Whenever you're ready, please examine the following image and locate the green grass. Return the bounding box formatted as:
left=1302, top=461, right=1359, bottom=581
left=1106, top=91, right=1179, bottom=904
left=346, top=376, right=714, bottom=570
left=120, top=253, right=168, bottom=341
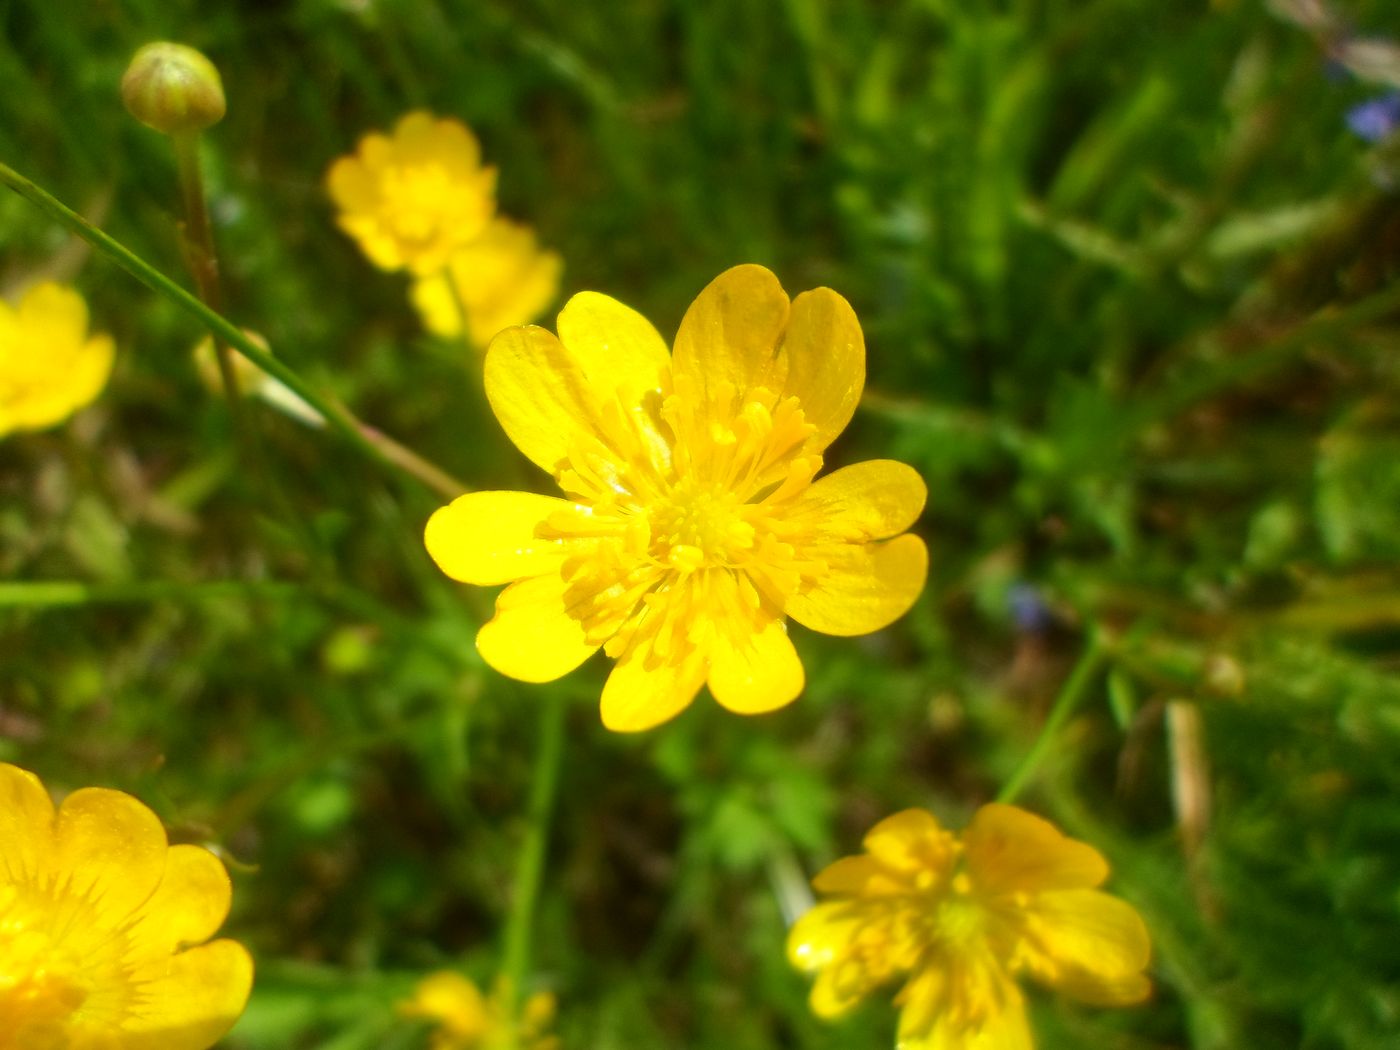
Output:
left=4, top=0, right=1400, bottom=1047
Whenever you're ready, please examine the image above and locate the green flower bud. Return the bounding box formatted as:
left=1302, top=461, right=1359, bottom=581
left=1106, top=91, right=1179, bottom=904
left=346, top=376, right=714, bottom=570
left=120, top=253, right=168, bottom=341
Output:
left=121, top=42, right=226, bottom=135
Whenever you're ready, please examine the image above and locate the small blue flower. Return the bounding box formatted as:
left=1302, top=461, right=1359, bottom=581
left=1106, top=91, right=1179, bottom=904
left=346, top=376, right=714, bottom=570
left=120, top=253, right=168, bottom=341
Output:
left=1346, top=91, right=1400, bottom=142
left=1007, top=583, right=1053, bottom=634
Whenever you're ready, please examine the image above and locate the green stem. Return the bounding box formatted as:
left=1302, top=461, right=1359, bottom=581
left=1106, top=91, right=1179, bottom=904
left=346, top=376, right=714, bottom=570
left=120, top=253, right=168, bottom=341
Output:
left=442, top=267, right=476, bottom=354
left=858, top=388, right=1052, bottom=465
left=0, top=158, right=467, bottom=500
left=0, top=580, right=298, bottom=607
left=500, top=693, right=567, bottom=1030
left=1129, top=280, right=1400, bottom=430
left=171, top=132, right=244, bottom=425
left=997, top=630, right=1108, bottom=805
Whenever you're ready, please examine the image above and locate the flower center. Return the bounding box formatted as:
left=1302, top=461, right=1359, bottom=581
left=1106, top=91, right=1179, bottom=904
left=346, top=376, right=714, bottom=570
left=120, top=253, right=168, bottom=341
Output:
left=0, top=888, right=90, bottom=1049
left=383, top=164, right=454, bottom=241
left=647, top=484, right=755, bottom=573
left=935, top=892, right=987, bottom=952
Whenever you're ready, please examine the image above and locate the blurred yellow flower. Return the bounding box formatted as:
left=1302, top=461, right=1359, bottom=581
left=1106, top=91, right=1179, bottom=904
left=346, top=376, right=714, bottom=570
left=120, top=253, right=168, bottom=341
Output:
left=326, top=111, right=498, bottom=274
left=399, top=972, right=558, bottom=1050
left=0, top=282, right=114, bottom=438
left=788, top=804, right=1151, bottom=1049
left=410, top=218, right=562, bottom=350
left=0, top=763, right=253, bottom=1050
left=424, top=264, right=928, bottom=731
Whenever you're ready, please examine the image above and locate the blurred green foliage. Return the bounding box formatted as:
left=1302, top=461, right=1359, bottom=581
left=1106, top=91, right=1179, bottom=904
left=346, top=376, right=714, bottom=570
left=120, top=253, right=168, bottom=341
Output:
left=3, top=0, right=1400, bottom=1047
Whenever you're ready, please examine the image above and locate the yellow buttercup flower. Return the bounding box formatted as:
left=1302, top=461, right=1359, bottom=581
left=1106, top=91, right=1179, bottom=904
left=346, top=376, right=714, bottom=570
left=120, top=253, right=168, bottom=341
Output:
left=399, top=972, right=558, bottom=1050
left=0, top=282, right=114, bottom=438
left=425, top=264, right=928, bottom=731
left=326, top=111, right=498, bottom=275
left=0, top=763, right=253, bottom=1050
left=788, top=804, right=1152, bottom=1049
left=410, top=218, right=563, bottom=350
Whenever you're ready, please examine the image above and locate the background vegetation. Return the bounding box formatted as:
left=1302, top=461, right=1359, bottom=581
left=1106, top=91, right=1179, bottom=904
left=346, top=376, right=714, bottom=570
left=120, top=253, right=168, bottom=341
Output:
left=3, top=0, right=1400, bottom=1047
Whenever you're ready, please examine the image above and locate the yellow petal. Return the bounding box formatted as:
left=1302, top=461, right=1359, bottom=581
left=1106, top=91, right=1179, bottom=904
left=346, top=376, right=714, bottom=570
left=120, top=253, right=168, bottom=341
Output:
left=336, top=216, right=402, bottom=271
left=408, top=269, right=461, bottom=338
left=1, top=332, right=114, bottom=432
left=357, top=131, right=394, bottom=172
left=395, top=111, right=480, bottom=171
left=707, top=618, right=804, bottom=715
left=425, top=491, right=572, bottom=586
left=1017, top=889, right=1152, bottom=1005
left=671, top=264, right=790, bottom=413
left=52, top=786, right=168, bottom=923
left=811, top=855, right=910, bottom=897
left=780, top=287, right=865, bottom=453
left=464, top=241, right=562, bottom=349
left=325, top=155, right=377, bottom=211
left=556, top=291, right=671, bottom=402
left=412, top=220, right=561, bottom=345
left=793, top=901, right=903, bottom=1021
left=75, top=332, right=116, bottom=402
left=785, top=533, right=928, bottom=637
left=810, top=961, right=885, bottom=1021
left=127, top=845, right=233, bottom=956
left=400, top=971, right=488, bottom=1034
left=963, top=804, right=1109, bottom=894
left=788, top=459, right=927, bottom=539
left=861, top=808, right=956, bottom=874
left=0, top=763, right=56, bottom=882
left=786, top=901, right=863, bottom=973
left=599, top=635, right=706, bottom=732
left=476, top=573, right=599, bottom=683
left=19, top=281, right=88, bottom=342
left=391, top=110, right=443, bottom=157
left=896, top=965, right=1033, bottom=1050
left=890, top=967, right=949, bottom=1049
left=120, top=938, right=254, bottom=1050
left=484, top=325, right=605, bottom=476
left=432, top=119, right=485, bottom=178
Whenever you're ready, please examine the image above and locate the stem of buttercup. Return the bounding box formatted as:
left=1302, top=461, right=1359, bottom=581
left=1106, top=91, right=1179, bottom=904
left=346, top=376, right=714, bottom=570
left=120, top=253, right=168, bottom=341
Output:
left=443, top=266, right=476, bottom=355
left=499, top=692, right=567, bottom=1041
left=997, top=628, right=1108, bottom=805
left=171, top=130, right=251, bottom=439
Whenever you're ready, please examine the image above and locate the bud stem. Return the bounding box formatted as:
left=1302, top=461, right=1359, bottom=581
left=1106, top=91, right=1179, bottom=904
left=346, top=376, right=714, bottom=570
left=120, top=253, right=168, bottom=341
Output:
left=171, top=131, right=245, bottom=428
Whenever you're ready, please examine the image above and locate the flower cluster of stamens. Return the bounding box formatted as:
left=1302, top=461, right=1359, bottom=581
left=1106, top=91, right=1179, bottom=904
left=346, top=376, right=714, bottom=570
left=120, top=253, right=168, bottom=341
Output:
left=0, top=882, right=120, bottom=1047
left=383, top=166, right=456, bottom=244
left=536, top=382, right=829, bottom=662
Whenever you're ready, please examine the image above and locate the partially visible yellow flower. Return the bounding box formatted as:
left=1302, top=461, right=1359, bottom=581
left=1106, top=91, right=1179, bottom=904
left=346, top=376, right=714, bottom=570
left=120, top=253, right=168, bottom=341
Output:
left=0, top=763, right=253, bottom=1050
left=410, top=219, right=563, bottom=349
left=0, top=282, right=114, bottom=438
left=326, top=111, right=498, bottom=274
left=788, top=804, right=1151, bottom=1049
left=424, top=264, right=928, bottom=731
left=192, top=330, right=266, bottom=396
left=399, top=972, right=558, bottom=1050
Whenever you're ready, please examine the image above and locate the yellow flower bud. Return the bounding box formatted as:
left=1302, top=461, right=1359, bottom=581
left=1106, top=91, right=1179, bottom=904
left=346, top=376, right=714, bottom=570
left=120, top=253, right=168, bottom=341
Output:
left=192, top=330, right=266, bottom=396
left=1203, top=652, right=1246, bottom=698
left=121, top=42, right=226, bottom=135
left=190, top=330, right=324, bottom=428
